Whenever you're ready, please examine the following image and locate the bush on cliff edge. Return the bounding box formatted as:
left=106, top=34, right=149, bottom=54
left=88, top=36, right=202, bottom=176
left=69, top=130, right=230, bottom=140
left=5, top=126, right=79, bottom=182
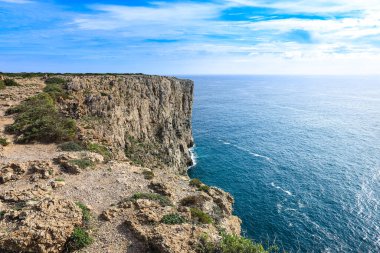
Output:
left=5, top=93, right=76, bottom=143
left=197, top=232, right=279, bottom=253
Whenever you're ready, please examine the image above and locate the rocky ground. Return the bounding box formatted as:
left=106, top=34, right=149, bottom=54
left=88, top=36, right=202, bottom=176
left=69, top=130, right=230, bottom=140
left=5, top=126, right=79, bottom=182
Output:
left=0, top=77, right=241, bottom=253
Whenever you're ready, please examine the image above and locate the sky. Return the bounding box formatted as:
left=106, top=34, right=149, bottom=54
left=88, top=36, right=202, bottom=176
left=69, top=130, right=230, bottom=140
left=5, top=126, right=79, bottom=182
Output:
left=1, top=0, right=380, bottom=74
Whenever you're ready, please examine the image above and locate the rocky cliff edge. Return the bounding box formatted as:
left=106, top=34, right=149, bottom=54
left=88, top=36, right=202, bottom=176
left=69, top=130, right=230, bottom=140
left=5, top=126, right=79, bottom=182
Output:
left=0, top=74, right=241, bottom=253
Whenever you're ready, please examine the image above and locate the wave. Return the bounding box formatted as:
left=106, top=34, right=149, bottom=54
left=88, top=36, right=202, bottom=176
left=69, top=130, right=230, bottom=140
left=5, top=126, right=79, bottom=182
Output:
left=218, top=139, right=231, bottom=145
left=188, top=145, right=197, bottom=168
left=271, top=182, right=293, bottom=196
left=233, top=145, right=272, bottom=161
left=218, top=140, right=272, bottom=161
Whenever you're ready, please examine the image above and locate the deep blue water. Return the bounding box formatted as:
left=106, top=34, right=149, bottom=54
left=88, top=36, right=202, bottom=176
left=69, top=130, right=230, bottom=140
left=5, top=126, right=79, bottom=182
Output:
left=186, top=76, right=380, bottom=252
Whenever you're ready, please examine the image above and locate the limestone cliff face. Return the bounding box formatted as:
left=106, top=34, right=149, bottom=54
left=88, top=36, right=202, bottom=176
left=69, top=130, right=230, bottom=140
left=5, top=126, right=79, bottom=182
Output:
left=59, top=75, right=194, bottom=172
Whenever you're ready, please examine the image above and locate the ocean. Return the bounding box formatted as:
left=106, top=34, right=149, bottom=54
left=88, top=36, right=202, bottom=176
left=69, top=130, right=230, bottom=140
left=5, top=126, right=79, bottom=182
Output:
left=185, top=75, right=380, bottom=252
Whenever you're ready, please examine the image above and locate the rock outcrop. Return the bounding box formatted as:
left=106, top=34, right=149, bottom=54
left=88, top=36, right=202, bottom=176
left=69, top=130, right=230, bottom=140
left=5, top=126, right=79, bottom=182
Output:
left=59, top=75, right=194, bottom=173
left=0, top=162, right=55, bottom=184
left=0, top=196, right=83, bottom=253
left=101, top=186, right=241, bottom=252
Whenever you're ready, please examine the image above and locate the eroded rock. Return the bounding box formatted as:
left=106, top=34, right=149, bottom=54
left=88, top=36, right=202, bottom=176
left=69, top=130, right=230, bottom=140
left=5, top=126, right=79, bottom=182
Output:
left=0, top=163, right=27, bottom=183
left=0, top=185, right=51, bottom=203
left=148, top=181, right=172, bottom=196
left=54, top=151, right=103, bottom=174
left=0, top=197, right=83, bottom=253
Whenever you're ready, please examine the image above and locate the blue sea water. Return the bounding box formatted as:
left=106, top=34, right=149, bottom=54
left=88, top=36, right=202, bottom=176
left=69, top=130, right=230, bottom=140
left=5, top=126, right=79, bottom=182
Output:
left=185, top=75, right=380, bottom=252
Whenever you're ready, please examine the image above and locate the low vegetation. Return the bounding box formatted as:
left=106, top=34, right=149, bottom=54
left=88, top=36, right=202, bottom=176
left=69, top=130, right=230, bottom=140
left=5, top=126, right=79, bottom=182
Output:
left=76, top=202, right=91, bottom=224
left=190, top=208, right=213, bottom=224
left=0, top=78, right=19, bottom=90
left=65, top=227, right=93, bottom=252
left=142, top=170, right=154, bottom=180
left=0, top=72, right=48, bottom=78
left=64, top=202, right=93, bottom=252
left=199, top=185, right=210, bottom=192
left=1, top=72, right=145, bottom=78
left=197, top=233, right=277, bottom=253
left=45, top=77, right=66, bottom=85
left=58, top=141, right=112, bottom=161
left=190, top=178, right=210, bottom=192
left=131, top=192, right=172, bottom=206
left=190, top=178, right=202, bottom=187
left=4, top=79, right=19, bottom=86
left=180, top=195, right=204, bottom=207
left=0, top=210, right=5, bottom=219
left=87, top=142, right=112, bottom=161
left=69, top=159, right=95, bottom=169
left=5, top=93, right=76, bottom=143
left=43, top=83, right=68, bottom=100
left=161, top=213, right=187, bottom=225
left=58, top=141, right=85, bottom=151
left=124, top=135, right=167, bottom=167
left=0, top=137, right=9, bottom=146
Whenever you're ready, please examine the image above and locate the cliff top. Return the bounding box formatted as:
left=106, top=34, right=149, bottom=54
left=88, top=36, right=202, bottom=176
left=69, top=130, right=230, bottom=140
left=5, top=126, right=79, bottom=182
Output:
left=0, top=75, right=249, bottom=253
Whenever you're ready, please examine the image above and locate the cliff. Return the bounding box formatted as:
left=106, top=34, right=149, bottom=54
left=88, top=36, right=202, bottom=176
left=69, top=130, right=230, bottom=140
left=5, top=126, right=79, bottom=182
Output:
left=0, top=74, right=242, bottom=253
left=60, top=75, right=194, bottom=172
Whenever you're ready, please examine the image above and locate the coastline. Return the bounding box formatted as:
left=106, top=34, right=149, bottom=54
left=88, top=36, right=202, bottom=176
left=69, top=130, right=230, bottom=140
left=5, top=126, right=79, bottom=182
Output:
left=0, top=74, right=244, bottom=253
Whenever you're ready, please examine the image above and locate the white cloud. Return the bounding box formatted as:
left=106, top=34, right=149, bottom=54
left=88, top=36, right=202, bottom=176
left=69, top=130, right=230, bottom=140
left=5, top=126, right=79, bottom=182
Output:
left=226, top=0, right=380, bottom=14
left=3, top=0, right=380, bottom=74
left=73, top=2, right=222, bottom=30
left=0, top=0, right=32, bottom=3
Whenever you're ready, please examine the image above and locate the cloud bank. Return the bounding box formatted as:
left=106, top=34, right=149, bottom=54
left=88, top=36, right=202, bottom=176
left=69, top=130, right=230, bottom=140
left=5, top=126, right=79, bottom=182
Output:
left=0, top=0, right=380, bottom=74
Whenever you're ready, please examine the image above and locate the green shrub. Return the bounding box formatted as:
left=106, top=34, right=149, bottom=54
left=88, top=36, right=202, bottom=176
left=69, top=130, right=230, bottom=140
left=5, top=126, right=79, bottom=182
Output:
left=65, top=227, right=93, bottom=251
left=43, top=83, right=63, bottom=93
left=197, top=233, right=274, bottom=253
left=220, top=233, right=272, bottom=253
left=45, top=77, right=66, bottom=85
left=190, top=208, right=213, bottom=224
left=55, top=178, right=65, bottom=182
left=4, top=79, right=19, bottom=86
left=58, top=141, right=84, bottom=151
left=5, top=93, right=76, bottom=143
left=76, top=202, right=91, bottom=224
left=190, top=178, right=202, bottom=187
left=0, top=80, right=5, bottom=90
left=197, top=233, right=217, bottom=253
left=180, top=195, right=204, bottom=207
left=69, top=159, right=94, bottom=169
left=5, top=106, right=21, bottom=115
left=142, top=170, right=154, bottom=180
left=131, top=192, right=172, bottom=206
left=43, top=83, right=68, bottom=100
left=198, top=185, right=210, bottom=192
left=124, top=135, right=167, bottom=167
left=161, top=213, right=186, bottom=225
left=0, top=211, right=5, bottom=219
left=87, top=143, right=112, bottom=161
left=0, top=137, right=9, bottom=146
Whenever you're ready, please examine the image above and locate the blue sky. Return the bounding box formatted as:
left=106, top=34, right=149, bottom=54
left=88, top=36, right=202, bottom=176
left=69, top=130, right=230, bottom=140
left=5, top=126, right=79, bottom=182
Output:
left=1, top=0, right=380, bottom=74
